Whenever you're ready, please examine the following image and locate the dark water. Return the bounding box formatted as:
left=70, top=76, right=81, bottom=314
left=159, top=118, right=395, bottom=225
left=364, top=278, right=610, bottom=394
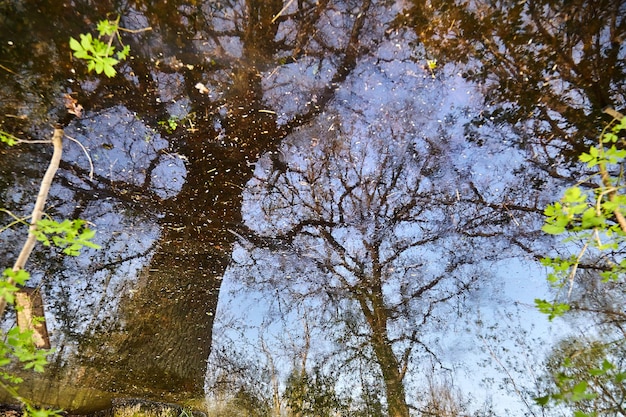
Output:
left=0, top=0, right=375, bottom=411
left=0, top=0, right=623, bottom=415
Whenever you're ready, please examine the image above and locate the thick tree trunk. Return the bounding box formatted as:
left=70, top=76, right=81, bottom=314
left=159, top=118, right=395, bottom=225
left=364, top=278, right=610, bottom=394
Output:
left=371, top=337, right=410, bottom=417
left=357, top=283, right=410, bottom=417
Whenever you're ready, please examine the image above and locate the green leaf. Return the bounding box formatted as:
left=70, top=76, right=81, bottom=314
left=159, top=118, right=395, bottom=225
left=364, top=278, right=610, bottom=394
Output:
left=34, top=219, right=100, bottom=255
left=606, top=145, right=626, bottom=163
left=535, top=299, right=570, bottom=320
left=94, top=60, right=104, bottom=74
left=103, top=63, right=117, bottom=78
left=542, top=223, right=565, bottom=235
left=579, top=152, right=594, bottom=164
left=79, top=33, right=94, bottom=52
left=0, top=131, right=19, bottom=146
left=581, top=207, right=604, bottom=228
left=601, top=359, right=614, bottom=371
left=3, top=268, right=30, bottom=286
left=73, top=49, right=91, bottom=60
left=563, top=186, right=586, bottom=204
left=116, top=44, right=130, bottom=60
left=69, top=37, right=82, bottom=52
left=602, top=132, right=618, bottom=143
left=97, top=19, right=118, bottom=37
left=571, top=381, right=596, bottom=402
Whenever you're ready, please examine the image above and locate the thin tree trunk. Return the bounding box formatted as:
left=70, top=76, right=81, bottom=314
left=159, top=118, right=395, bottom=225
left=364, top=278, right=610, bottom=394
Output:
left=356, top=284, right=410, bottom=417
left=0, top=127, right=62, bottom=350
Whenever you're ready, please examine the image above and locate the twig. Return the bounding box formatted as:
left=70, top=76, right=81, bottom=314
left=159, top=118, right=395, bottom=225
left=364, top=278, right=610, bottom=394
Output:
left=1, top=129, right=51, bottom=145
left=0, top=64, right=16, bottom=75
left=567, top=237, right=590, bottom=298
left=0, top=127, right=63, bottom=319
left=0, top=208, right=31, bottom=233
left=272, top=0, right=295, bottom=23
left=65, top=134, right=95, bottom=179
left=118, top=26, right=153, bottom=34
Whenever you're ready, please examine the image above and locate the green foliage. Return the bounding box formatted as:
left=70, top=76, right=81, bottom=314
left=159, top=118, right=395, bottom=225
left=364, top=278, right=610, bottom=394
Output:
left=536, top=337, right=626, bottom=416
left=0, top=130, right=19, bottom=146
left=23, top=405, right=63, bottom=417
left=158, top=116, right=180, bottom=133
left=0, top=268, right=29, bottom=304
left=283, top=367, right=345, bottom=417
left=539, top=115, right=626, bottom=319
left=3, top=327, right=51, bottom=373
left=0, top=142, right=100, bottom=416
left=0, top=270, right=57, bottom=415
left=69, top=16, right=130, bottom=77
left=33, top=218, right=101, bottom=256
left=534, top=298, right=570, bottom=321
left=538, top=113, right=626, bottom=415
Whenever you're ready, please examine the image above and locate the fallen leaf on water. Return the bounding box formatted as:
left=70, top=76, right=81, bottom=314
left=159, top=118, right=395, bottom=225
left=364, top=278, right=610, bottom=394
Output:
left=63, top=93, right=84, bottom=118
left=195, top=82, right=209, bottom=94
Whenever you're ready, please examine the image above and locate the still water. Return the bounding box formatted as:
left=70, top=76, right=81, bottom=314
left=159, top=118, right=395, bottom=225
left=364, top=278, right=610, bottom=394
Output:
left=0, top=0, right=621, bottom=415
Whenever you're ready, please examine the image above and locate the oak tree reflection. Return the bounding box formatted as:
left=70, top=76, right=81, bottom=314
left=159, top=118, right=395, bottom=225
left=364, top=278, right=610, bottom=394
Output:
left=398, top=0, right=626, bottom=166
left=1, top=0, right=382, bottom=409
left=231, top=106, right=540, bottom=416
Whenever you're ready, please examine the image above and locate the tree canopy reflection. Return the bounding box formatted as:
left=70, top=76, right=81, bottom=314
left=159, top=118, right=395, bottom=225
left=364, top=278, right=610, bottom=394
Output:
left=399, top=0, right=626, bottom=164
left=216, top=59, right=545, bottom=415
left=0, top=0, right=401, bottom=410
left=0, top=0, right=623, bottom=414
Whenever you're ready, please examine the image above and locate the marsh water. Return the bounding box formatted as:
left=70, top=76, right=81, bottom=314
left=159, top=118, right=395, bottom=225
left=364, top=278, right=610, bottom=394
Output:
left=0, top=0, right=623, bottom=414
left=0, top=0, right=387, bottom=410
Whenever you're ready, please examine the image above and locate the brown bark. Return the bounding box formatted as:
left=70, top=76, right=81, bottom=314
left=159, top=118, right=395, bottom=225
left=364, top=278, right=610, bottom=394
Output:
left=15, top=287, right=51, bottom=349
left=356, top=277, right=410, bottom=417
left=0, top=127, right=61, bottom=349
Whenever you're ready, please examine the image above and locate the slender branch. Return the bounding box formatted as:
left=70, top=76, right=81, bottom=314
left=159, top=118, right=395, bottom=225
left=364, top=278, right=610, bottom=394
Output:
left=601, top=107, right=626, bottom=234
left=65, top=134, right=94, bottom=179
left=0, top=209, right=31, bottom=233
left=0, top=127, right=63, bottom=319
left=118, top=26, right=153, bottom=34
left=0, top=63, right=16, bottom=75
left=271, top=0, right=295, bottom=23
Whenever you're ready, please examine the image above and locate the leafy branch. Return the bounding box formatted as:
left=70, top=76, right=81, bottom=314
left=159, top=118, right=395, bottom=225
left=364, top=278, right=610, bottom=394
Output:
left=69, top=16, right=150, bottom=77
left=537, top=108, right=626, bottom=318
left=536, top=108, right=626, bottom=414
left=0, top=125, right=100, bottom=416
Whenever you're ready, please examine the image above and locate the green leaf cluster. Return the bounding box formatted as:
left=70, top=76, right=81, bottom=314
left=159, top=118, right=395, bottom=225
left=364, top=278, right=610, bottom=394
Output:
left=538, top=114, right=626, bottom=415
left=540, top=116, right=626, bottom=319
left=535, top=380, right=597, bottom=411
left=535, top=337, right=626, bottom=416
left=158, top=115, right=180, bottom=133
left=0, top=268, right=29, bottom=305
left=534, top=298, right=570, bottom=321
left=1, top=327, right=51, bottom=373
left=0, top=272, right=58, bottom=416
left=33, top=218, right=101, bottom=256
left=0, top=130, right=19, bottom=146
left=69, top=17, right=130, bottom=78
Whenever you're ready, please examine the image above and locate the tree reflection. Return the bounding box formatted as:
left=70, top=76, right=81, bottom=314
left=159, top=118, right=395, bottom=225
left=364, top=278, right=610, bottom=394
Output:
left=398, top=0, right=626, bottom=166
left=0, top=0, right=384, bottom=409
left=230, top=100, right=540, bottom=415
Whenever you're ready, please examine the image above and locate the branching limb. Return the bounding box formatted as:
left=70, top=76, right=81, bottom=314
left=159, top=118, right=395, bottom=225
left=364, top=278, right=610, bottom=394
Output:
left=601, top=107, right=626, bottom=234
left=0, top=127, right=63, bottom=320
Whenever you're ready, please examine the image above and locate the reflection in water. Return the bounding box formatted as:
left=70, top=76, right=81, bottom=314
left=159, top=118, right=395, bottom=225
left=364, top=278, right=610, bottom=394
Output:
left=1, top=0, right=618, bottom=414
left=0, top=0, right=383, bottom=411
